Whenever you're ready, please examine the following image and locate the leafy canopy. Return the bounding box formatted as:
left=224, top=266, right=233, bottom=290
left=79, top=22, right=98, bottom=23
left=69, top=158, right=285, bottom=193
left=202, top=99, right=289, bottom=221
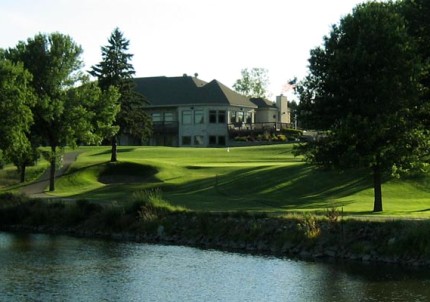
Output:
left=6, top=33, right=120, bottom=190
left=233, top=67, right=269, bottom=98
left=295, top=2, right=429, bottom=212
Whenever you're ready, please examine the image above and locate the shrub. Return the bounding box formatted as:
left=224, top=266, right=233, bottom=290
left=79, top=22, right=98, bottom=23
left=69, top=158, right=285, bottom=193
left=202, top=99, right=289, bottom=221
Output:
left=126, top=188, right=162, bottom=214
left=325, top=207, right=342, bottom=231
left=234, top=136, right=248, bottom=142
left=297, top=213, right=321, bottom=239
left=99, top=202, right=124, bottom=228
left=276, top=134, right=287, bottom=142
left=282, top=128, right=303, bottom=140
left=388, top=221, right=430, bottom=257
left=128, top=188, right=185, bottom=222
left=76, top=199, right=102, bottom=216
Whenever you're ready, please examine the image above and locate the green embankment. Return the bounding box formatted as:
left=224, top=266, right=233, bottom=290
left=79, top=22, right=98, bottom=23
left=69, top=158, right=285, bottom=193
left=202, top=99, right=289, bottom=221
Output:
left=2, top=144, right=427, bottom=218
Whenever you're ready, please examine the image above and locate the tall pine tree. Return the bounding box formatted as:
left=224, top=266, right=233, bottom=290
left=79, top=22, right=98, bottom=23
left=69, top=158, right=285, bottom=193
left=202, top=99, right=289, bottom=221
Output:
left=90, top=28, right=151, bottom=162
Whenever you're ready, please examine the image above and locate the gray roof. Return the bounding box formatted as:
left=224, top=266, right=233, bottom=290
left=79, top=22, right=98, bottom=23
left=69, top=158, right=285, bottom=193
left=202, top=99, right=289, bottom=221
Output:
left=134, top=76, right=257, bottom=108
left=250, top=97, right=277, bottom=109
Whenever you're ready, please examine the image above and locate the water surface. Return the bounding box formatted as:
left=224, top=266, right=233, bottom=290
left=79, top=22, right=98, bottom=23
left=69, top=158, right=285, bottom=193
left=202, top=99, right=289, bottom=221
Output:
left=1, top=232, right=429, bottom=301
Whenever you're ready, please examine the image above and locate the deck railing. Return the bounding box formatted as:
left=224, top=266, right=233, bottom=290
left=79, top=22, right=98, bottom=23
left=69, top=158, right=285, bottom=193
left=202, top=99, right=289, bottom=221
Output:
left=152, top=121, right=179, bottom=134
left=228, top=122, right=292, bottom=131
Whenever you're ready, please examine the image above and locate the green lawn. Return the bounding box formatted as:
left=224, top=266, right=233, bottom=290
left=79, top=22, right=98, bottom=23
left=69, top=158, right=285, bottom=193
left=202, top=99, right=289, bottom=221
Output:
left=0, top=159, right=49, bottom=190
left=4, top=144, right=430, bottom=218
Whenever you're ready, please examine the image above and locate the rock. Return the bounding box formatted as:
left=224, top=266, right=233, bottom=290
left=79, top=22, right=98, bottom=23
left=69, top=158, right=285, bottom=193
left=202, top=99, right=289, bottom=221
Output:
left=157, top=225, right=165, bottom=238
left=362, top=255, right=371, bottom=262
left=325, top=249, right=337, bottom=258
left=299, top=251, right=312, bottom=259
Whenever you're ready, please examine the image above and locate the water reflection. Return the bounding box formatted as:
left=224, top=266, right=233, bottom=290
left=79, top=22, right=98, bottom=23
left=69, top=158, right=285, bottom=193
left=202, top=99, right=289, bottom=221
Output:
left=1, top=232, right=430, bottom=301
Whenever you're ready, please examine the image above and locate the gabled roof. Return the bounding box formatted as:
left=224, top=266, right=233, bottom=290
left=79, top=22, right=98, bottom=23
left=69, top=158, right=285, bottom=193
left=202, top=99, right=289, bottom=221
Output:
left=250, top=97, right=277, bottom=109
left=134, top=76, right=257, bottom=108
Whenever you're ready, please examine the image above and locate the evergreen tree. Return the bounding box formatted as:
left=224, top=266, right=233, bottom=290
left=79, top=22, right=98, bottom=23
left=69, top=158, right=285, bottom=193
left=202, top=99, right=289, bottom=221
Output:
left=90, top=28, right=151, bottom=162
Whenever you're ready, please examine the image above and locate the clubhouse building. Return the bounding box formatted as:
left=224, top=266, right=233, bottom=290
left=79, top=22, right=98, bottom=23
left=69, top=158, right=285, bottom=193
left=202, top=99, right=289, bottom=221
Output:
left=131, top=75, right=291, bottom=147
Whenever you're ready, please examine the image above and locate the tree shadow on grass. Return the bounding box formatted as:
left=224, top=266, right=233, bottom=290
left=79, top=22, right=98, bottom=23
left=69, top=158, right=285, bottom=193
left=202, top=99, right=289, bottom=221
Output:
left=64, top=182, right=163, bottom=203
left=53, top=161, right=374, bottom=212
left=89, top=148, right=136, bottom=157
left=162, top=164, right=373, bottom=211
left=53, top=161, right=162, bottom=202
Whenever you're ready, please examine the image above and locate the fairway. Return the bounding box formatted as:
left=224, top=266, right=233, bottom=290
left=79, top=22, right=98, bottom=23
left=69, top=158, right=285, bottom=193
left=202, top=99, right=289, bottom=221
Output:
left=6, top=144, right=430, bottom=218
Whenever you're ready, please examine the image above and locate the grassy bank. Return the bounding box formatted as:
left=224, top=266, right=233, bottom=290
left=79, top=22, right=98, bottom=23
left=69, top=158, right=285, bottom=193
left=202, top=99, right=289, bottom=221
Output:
left=1, top=193, right=430, bottom=266
left=1, top=145, right=428, bottom=218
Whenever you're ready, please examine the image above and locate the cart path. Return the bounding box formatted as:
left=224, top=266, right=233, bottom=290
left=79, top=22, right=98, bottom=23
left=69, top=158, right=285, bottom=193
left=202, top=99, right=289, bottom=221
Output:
left=20, top=151, right=80, bottom=198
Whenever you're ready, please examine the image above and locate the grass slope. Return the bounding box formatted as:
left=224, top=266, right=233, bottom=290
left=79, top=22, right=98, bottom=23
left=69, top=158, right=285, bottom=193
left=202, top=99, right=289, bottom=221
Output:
left=5, top=144, right=430, bottom=218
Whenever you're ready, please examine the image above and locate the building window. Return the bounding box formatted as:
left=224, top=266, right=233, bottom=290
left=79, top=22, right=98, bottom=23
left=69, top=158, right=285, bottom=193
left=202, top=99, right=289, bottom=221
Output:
left=218, top=111, right=226, bottom=123
left=152, top=112, right=162, bottom=123
left=182, top=136, right=192, bottom=145
left=230, top=111, right=236, bottom=123
left=209, top=110, right=217, bottom=123
left=218, top=136, right=226, bottom=146
left=237, top=111, right=244, bottom=123
left=209, top=136, right=217, bottom=145
left=194, top=135, right=204, bottom=145
left=182, top=110, right=192, bottom=125
left=194, top=110, right=204, bottom=124
left=164, top=112, right=174, bottom=122
left=245, top=112, right=252, bottom=124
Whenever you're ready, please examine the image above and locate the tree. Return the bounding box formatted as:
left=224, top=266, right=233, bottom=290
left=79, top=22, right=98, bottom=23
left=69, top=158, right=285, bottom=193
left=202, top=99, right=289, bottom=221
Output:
left=6, top=33, right=120, bottom=191
left=401, top=0, right=430, bottom=128
left=233, top=68, right=269, bottom=98
left=90, top=28, right=152, bottom=162
left=0, top=59, right=35, bottom=182
left=295, top=2, right=428, bottom=212
left=6, top=141, right=39, bottom=183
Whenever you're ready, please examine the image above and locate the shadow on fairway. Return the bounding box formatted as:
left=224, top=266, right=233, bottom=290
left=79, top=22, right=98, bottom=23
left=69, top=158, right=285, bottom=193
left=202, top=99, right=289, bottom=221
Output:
left=90, top=148, right=136, bottom=157
left=163, top=164, right=373, bottom=211
left=54, top=161, right=373, bottom=212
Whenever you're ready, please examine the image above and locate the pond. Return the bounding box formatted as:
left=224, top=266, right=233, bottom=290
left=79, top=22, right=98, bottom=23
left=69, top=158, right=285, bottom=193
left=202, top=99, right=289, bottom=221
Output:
left=1, top=232, right=429, bottom=301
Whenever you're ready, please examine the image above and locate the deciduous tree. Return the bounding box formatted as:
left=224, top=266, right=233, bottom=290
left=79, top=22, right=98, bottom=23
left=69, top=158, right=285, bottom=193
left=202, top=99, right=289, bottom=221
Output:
left=0, top=59, right=35, bottom=182
left=295, top=2, right=428, bottom=212
left=401, top=0, right=430, bottom=128
left=7, top=33, right=119, bottom=191
left=233, top=68, right=269, bottom=98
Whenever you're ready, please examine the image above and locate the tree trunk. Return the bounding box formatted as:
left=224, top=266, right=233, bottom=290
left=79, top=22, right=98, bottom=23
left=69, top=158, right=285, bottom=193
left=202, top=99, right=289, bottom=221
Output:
left=111, top=136, right=118, bottom=162
left=19, top=163, right=26, bottom=183
left=49, top=146, right=56, bottom=192
left=372, top=165, right=383, bottom=212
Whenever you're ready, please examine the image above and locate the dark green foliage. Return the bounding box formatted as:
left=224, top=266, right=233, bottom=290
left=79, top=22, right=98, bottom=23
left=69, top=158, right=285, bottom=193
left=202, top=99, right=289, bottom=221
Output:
left=401, top=0, right=430, bottom=131
left=282, top=128, right=302, bottom=140
left=5, top=33, right=119, bottom=191
left=0, top=150, right=5, bottom=169
left=295, top=2, right=429, bottom=212
left=90, top=28, right=151, bottom=162
left=0, top=59, right=35, bottom=180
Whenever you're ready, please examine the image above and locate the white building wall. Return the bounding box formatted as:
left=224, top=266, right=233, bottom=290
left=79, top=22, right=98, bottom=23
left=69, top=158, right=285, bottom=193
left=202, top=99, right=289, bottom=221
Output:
left=178, top=105, right=229, bottom=147
left=276, top=95, right=290, bottom=124
left=255, top=108, right=278, bottom=123
left=177, top=105, right=255, bottom=147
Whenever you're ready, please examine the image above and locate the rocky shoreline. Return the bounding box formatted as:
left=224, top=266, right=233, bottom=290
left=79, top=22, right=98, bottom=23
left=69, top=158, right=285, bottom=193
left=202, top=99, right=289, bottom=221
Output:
left=2, top=210, right=430, bottom=267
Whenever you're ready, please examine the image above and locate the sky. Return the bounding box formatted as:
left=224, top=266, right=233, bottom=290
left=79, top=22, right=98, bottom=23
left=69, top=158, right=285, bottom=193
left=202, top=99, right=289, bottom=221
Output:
left=0, top=0, right=367, bottom=100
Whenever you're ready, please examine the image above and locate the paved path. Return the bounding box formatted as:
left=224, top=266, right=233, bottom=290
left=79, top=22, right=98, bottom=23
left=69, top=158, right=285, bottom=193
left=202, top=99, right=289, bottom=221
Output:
left=20, top=151, right=80, bottom=198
